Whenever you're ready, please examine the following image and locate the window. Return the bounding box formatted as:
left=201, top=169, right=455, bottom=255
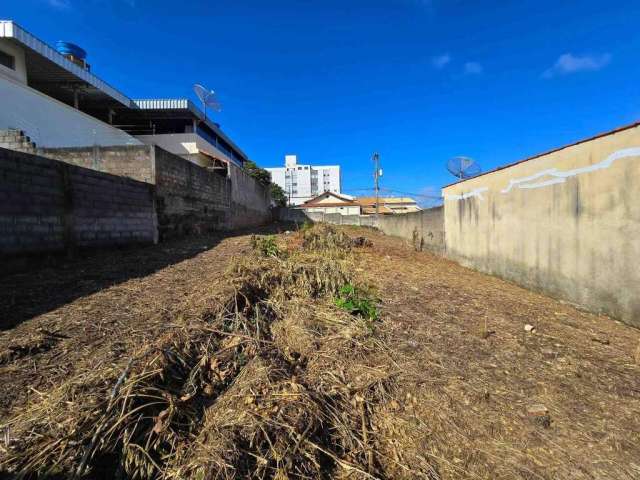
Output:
left=0, top=50, right=15, bottom=70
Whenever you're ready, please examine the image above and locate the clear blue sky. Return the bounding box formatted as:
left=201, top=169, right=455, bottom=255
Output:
left=4, top=0, right=640, bottom=201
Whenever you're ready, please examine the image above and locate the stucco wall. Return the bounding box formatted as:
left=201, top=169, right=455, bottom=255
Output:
left=376, top=207, right=444, bottom=253
left=305, top=206, right=361, bottom=215
left=275, top=208, right=438, bottom=244
left=442, top=123, right=640, bottom=326
left=0, top=75, right=141, bottom=148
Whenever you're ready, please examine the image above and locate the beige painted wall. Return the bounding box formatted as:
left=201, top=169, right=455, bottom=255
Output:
left=305, top=206, right=361, bottom=215
left=442, top=124, right=640, bottom=326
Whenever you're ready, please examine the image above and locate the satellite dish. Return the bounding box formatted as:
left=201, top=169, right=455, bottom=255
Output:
left=193, top=84, right=222, bottom=121
left=446, top=156, right=481, bottom=180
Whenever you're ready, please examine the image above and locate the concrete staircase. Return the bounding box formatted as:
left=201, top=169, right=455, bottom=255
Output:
left=0, top=129, right=38, bottom=154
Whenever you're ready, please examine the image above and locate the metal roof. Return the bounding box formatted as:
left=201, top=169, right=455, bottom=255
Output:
left=132, top=98, right=249, bottom=161
left=0, top=20, right=132, bottom=107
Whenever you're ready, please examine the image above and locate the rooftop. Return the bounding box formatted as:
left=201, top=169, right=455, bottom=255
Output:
left=130, top=99, right=248, bottom=162
left=299, top=192, right=358, bottom=208
left=356, top=197, right=417, bottom=205
left=0, top=20, right=249, bottom=163
left=0, top=20, right=131, bottom=109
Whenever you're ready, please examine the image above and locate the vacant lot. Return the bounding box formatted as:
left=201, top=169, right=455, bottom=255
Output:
left=1, top=224, right=638, bottom=479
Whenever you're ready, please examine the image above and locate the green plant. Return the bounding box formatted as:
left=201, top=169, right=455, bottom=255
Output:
left=300, top=220, right=313, bottom=232
left=251, top=235, right=280, bottom=257
left=269, top=183, right=287, bottom=207
left=243, top=160, right=271, bottom=186
left=334, top=283, right=379, bottom=323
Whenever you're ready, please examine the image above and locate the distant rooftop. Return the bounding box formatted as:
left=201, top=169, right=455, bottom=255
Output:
left=356, top=197, right=417, bottom=205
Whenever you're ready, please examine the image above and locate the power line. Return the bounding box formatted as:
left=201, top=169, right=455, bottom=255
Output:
left=378, top=187, right=443, bottom=199
left=344, top=186, right=442, bottom=199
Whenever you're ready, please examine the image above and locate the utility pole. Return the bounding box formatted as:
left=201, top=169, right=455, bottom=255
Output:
left=372, top=152, right=381, bottom=217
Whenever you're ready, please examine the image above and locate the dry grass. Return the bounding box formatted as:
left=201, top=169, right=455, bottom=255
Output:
left=0, top=224, right=395, bottom=479
left=1, top=224, right=639, bottom=479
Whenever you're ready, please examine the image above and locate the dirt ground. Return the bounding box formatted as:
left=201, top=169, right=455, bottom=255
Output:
left=1, top=225, right=639, bottom=479
left=0, top=230, right=258, bottom=418
left=353, top=227, right=640, bottom=480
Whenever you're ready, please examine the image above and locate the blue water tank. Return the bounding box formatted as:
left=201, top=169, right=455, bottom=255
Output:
left=55, top=41, right=87, bottom=60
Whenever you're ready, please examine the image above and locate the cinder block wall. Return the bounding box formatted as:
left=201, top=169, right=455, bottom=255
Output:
left=38, top=145, right=155, bottom=183
left=41, top=144, right=272, bottom=233
left=0, top=147, right=156, bottom=256
left=442, top=123, right=640, bottom=326
left=228, top=164, right=272, bottom=228
left=153, top=147, right=231, bottom=237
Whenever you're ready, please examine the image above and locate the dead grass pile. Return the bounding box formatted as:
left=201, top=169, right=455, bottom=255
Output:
left=300, top=223, right=372, bottom=251
left=1, top=224, right=394, bottom=480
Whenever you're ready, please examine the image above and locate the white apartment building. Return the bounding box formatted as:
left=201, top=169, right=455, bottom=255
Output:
left=266, top=155, right=341, bottom=205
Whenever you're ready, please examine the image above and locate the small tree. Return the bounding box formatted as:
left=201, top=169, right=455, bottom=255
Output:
left=269, top=183, right=287, bottom=207
left=244, top=160, right=287, bottom=207
left=243, top=160, right=271, bottom=186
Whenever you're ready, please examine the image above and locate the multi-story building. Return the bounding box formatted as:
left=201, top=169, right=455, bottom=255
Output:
left=0, top=20, right=248, bottom=173
left=266, top=155, right=341, bottom=205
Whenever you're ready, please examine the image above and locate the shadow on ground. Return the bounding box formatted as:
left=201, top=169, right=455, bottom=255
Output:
left=0, top=223, right=289, bottom=331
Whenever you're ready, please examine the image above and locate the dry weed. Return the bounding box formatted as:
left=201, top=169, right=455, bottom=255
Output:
left=1, top=224, right=398, bottom=480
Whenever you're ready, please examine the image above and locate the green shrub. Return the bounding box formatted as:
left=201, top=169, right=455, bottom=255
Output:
left=251, top=235, right=280, bottom=257
left=334, top=283, right=379, bottom=323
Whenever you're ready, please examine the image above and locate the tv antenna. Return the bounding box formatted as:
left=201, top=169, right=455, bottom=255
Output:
left=446, top=156, right=481, bottom=180
left=193, top=84, right=222, bottom=122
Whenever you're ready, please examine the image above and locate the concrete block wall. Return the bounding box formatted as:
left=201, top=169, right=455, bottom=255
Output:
left=0, top=148, right=66, bottom=253
left=39, top=145, right=155, bottom=184
left=228, top=164, right=272, bottom=228
left=40, top=145, right=271, bottom=234
left=69, top=168, right=156, bottom=247
left=153, top=147, right=231, bottom=237
left=0, top=147, right=156, bottom=256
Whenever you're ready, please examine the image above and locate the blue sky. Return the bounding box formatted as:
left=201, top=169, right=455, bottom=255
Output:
left=4, top=0, right=640, bottom=201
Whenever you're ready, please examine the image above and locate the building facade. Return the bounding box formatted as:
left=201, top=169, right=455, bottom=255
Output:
left=0, top=20, right=248, bottom=174
left=356, top=197, right=421, bottom=215
left=298, top=192, right=360, bottom=215
left=266, top=155, right=341, bottom=205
